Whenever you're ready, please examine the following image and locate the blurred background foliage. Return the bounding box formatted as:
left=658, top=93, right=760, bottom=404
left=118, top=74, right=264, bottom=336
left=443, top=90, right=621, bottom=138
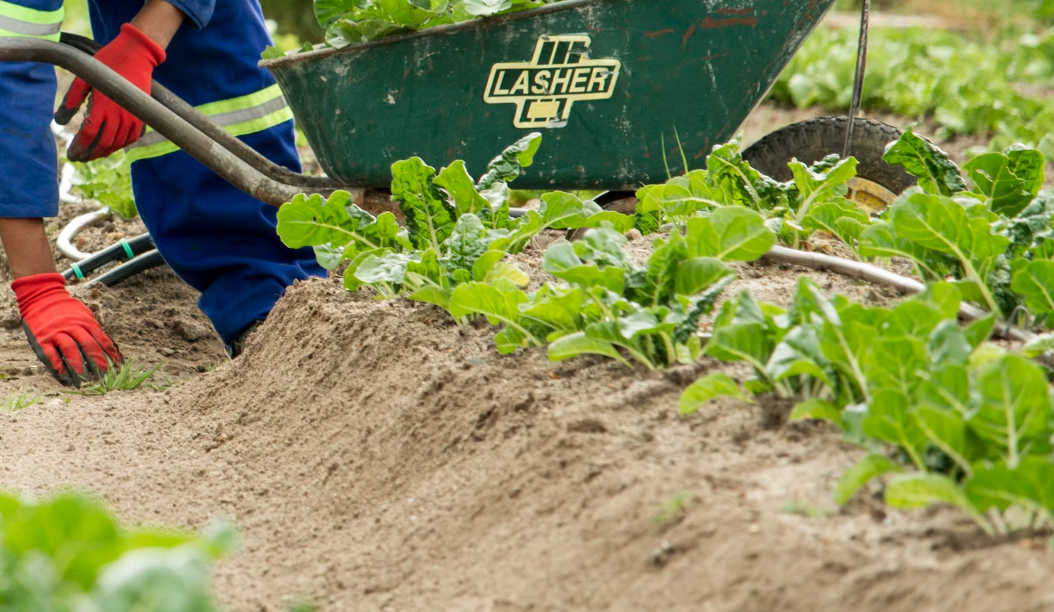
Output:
left=58, top=0, right=1054, bottom=47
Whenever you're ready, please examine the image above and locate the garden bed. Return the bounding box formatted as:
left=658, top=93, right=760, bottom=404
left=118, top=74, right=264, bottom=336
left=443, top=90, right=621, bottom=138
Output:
left=1, top=254, right=1052, bottom=611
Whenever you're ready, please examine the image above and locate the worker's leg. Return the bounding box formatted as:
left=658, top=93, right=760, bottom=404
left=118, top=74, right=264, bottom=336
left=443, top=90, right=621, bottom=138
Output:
left=0, top=58, right=59, bottom=278
left=0, top=0, right=62, bottom=274
left=0, top=55, right=59, bottom=229
left=88, top=0, right=325, bottom=346
left=128, top=126, right=323, bottom=345
left=0, top=2, right=123, bottom=383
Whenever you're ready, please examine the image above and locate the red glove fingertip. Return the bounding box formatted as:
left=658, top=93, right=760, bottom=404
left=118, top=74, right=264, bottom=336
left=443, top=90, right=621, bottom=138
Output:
left=75, top=333, right=115, bottom=373
left=54, top=78, right=91, bottom=125
left=40, top=343, right=67, bottom=376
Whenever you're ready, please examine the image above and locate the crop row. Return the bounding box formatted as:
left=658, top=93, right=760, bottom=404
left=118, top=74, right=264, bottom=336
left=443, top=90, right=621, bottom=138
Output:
left=275, top=131, right=1054, bottom=538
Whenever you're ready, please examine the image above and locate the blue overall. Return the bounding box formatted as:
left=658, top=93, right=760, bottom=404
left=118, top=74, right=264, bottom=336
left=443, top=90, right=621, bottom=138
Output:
left=0, top=0, right=325, bottom=345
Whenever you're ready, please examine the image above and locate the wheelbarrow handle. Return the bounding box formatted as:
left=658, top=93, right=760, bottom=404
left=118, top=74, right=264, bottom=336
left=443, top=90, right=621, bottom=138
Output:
left=0, top=36, right=354, bottom=207
left=58, top=33, right=341, bottom=192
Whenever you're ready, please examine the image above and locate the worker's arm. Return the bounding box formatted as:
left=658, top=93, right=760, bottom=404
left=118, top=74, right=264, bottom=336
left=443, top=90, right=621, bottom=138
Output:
left=0, top=219, right=56, bottom=278
left=54, top=0, right=188, bottom=161
left=130, top=0, right=187, bottom=49
left=0, top=219, right=123, bottom=385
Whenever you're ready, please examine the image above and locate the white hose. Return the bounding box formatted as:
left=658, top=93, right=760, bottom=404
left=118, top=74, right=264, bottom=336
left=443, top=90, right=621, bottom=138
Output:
left=761, top=246, right=1052, bottom=367
left=52, top=121, right=113, bottom=261
left=57, top=207, right=111, bottom=261
left=59, top=162, right=79, bottom=205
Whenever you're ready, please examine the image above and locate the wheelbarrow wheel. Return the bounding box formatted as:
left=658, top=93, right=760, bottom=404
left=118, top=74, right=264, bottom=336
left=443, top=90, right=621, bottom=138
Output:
left=743, top=116, right=916, bottom=212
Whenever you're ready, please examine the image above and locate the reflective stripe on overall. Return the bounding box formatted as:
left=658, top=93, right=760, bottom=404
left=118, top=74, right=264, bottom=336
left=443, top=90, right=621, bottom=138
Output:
left=0, top=0, right=62, bottom=40
left=0, top=0, right=292, bottom=164
left=125, top=83, right=293, bottom=161
left=84, top=0, right=323, bottom=345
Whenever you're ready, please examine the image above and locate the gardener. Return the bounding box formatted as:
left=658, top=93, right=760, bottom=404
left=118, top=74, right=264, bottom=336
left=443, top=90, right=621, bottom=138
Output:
left=0, top=0, right=324, bottom=385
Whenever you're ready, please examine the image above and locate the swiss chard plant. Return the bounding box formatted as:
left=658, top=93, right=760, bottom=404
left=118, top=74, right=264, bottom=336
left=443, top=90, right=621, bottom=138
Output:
left=268, top=0, right=555, bottom=52
left=276, top=134, right=633, bottom=315
left=539, top=206, right=774, bottom=368
left=432, top=204, right=772, bottom=359
left=772, top=25, right=1054, bottom=157
left=635, top=135, right=871, bottom=257
left=0, top=491, right=236, bottom=612
left=863, top=128, right=1054, bottom=326
left=683, top=278, right=1054, bottom=537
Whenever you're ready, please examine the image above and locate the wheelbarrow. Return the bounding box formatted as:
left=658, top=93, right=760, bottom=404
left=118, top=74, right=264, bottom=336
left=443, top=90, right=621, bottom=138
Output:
left=0, top=0, right=911, bottom=283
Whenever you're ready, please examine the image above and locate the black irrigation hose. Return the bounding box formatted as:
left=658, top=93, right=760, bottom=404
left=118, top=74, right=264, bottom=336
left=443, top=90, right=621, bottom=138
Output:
left=62, top=233, right=155, bottom=281
left=86, top=250, right=165, bottom=288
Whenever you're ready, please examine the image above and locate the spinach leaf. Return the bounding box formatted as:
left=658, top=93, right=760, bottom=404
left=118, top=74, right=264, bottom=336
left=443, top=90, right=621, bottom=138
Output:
left=833, top=454, right=902, bottom=504
left=963, top=149, right=1041, bottom=217
left=685, top=207, right=775, bottom=261
left=882, top=127, right=967, bottom=197
left=392, top=157, right=457, bottom=252
left=679, top=373, right=751, bottom=415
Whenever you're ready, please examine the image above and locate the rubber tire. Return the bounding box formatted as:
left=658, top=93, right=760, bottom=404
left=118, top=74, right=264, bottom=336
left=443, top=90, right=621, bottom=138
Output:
left=742, top=116, right=916, bottom=195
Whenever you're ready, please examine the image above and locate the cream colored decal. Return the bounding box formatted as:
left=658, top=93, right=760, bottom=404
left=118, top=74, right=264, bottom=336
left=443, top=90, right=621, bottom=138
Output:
left=484, top=34, right=621, bottom=129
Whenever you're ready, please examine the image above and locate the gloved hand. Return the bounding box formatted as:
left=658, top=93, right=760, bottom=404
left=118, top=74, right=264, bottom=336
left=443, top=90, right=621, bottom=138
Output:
left=54, top=23, right=166, bottom=162
left=12, top=273, right=123, bottom=387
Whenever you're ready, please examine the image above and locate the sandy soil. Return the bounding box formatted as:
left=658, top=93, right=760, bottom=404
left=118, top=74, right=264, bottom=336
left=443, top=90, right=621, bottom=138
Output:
left=4, top=269, right=1054, bottom=612
left=1, top=104, right=1052, bottom=611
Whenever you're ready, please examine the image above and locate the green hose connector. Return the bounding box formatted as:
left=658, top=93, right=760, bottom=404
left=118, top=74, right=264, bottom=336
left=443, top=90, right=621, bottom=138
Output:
left=120, top=239, right=134, bottom=260
left=70, top=263, right=84, bottom=280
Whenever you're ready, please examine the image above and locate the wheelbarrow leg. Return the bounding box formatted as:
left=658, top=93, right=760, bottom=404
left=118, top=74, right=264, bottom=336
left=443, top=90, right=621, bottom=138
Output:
left=843, top=0, right=872, bottom=159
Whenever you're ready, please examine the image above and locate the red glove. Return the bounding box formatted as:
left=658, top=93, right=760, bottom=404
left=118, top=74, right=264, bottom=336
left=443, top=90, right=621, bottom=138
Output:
left=12, top=274, right=123, bottom=387
left=54, top=23, right=166, bottom=162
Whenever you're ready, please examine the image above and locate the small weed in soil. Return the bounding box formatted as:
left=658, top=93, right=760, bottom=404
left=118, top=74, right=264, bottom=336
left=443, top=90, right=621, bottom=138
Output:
left=782, top=500, right=831, bottom=519
left=1, top=391, right=40, bottom=412
left=653, top=491, right=691, bottom=531
left=72, top=358, right=164, bottom=395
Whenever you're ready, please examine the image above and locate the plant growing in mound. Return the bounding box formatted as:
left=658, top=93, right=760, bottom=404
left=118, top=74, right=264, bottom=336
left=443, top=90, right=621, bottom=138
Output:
left=0, top=491, right=237, bottom=611
left=72, top=358, right=165, bottom=396
left=864, top=129, right=1054, bottom=325
left=682, top=278, right=1054, bottom=538
left=275, top=135, right=633, bottom=317
left=276, top=133, right=788, bottom=361
left=537, top=207, right=773, bottom=368
left=635, top=135, right=870, bottom=257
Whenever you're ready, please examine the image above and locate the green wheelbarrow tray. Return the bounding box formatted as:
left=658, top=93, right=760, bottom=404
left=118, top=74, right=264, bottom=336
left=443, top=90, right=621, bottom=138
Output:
left=0, top=0, right=835, bottom=207
left=262, top=0, right=838, bottom=191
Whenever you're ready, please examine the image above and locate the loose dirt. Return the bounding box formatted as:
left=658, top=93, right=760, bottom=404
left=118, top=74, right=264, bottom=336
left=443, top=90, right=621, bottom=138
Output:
left=3, top=261, right=1054, bottom=612
left=2, top=104, right=1053, bottom=611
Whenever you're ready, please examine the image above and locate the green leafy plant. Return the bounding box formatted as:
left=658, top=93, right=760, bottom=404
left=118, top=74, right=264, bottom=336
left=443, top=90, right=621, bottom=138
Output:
left=276, top=135, right=633, bottom=320
left=0, top=491, right=237, bottom=611
left=635, top=135, right=870, bottom=256
left=863, top=129, right=1054, bottom=325
left=653, top=491, right=691, bottom=530
left=282, top=0, right=554, bottom=51
left=773, top=25, right=1054, bottom=156
left=683, top=276, right=1054, bottom=537
left=70, top=152, right=137, bottom=220
left=542, top=208, right=773, bottom=368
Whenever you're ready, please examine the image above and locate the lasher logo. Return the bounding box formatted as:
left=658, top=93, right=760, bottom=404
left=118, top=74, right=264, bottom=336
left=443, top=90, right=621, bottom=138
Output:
left=483, top=34, right=621, bottom=129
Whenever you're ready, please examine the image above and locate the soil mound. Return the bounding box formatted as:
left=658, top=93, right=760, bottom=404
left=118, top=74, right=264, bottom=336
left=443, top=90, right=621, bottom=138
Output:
left=3, top=274, right=1054, bottom=611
